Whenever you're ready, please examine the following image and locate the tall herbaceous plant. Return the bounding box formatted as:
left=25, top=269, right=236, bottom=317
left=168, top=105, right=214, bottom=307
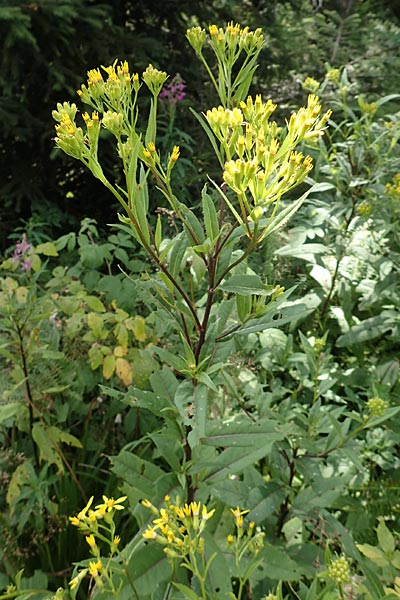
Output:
left=52, top=23, right=332, bottom=599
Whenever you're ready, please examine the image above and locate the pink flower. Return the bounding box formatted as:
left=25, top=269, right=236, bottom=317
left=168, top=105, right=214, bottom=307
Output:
left=11, top=234, right=33, bottom=271
left=159, top=74, right=186, bottom=105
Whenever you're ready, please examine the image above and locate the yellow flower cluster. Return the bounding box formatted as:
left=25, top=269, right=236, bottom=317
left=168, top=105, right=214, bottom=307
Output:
left=142, top=496, right=216, bottom=559
left=52, top=102, right=85, bottom=160
left=227, top=506, right=265, bottom=555
left=69, top=494, right=127, bottom=528
left=206, top=93, right=330, bottom=211
left=53, top=60, right=179, bottom=178
left=385, top=173, right=400, bottom=202
left=77, top=59, right=140, bottom=109
left=186, top=22, right=263, bottom=57
left=68, top=495, right=126, bottom=591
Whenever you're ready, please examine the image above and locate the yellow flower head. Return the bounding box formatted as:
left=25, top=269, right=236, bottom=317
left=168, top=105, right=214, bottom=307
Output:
left=141, top=499, right=153, bottom=509
left=143, top=527, right=158, bottom=540
left=85, top=534, right=96, bottom=549
left=154, top=508, right=169, bottom=526
left=231, top=506, right=250, bottom=527
left=96, top=495, right=127, bottom=513
left=117, top=60, right=130, bottom=76
left=87, top=68, right=103, bottom=86
left=190, top=501, right=201, bottom=517
left=171, top=145, right=180, bottom=162
left=69, top=569, right=88, bottom=590
left=202, top=505, right=216, bottom=521
left=69, top=496, right=94, bottom=526
left=88, top=559, right=102, bottom=578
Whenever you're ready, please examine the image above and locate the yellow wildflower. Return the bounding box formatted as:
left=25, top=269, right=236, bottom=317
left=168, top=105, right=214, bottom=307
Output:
left=69, top=496, right=94, bottom=526
left=95, top=495, right=127, bottom=512
left=202, top=505, right=216, bottom=521
left=231, top=506, right=250, bottom=527
left=190, top=502, right=201, bottom=516
left=69, top=569, right=88, bottom=590
left=85, top=534, right=96, bottom=549
left=154, top=508, right=169, bottom=526
left=171, top=145, right=180, bottom=162
left=143, top=527, right=158, bottom=540
left=87, top=68, right=103, bottom=86
left=88, top=559, right=102, bottom=578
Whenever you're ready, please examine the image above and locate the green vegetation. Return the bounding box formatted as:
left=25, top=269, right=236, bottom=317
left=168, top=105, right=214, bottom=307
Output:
left=1, top=2, right=400, bottom=599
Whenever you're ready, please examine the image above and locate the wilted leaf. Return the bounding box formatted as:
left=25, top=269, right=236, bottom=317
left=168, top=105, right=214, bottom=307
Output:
left=115, top=357, right=133, bottom=386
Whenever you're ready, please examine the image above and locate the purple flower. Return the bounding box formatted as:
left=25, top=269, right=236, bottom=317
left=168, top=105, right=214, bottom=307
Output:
left=11, top=234, right=33, bottom=272
left=21, top=259, right=32, bottom=272
left=159, top=74, right=187, bottom=105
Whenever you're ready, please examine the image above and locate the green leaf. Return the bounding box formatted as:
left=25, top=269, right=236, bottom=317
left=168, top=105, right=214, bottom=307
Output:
left=145, top=97, right=157, bottom=147
left=35, top=242, right=58, bottom=256
left=189, top=109, right=223, bottom=168
left=195, top=383, right=208, bottom=439
left=85, top=295, right=106, bottom=312
left=6, top=462, right=34, bottom=507
left=132, top=166, right=151, bottom=247
left=126, top=136, right=141, bottom=200
left=202, top=185, right=220, bottom=242
left=127, top=544, right=171, bottom=598
left=0, top=402, right=26, bottom=425
left=236, top=293, right=252, bottom=322
left=260, top=184, right=320, bottom=239
left=253, top=543, right=302, bottom=580
left=356, top=544, right=388, bottom=567
left=234, top=287, right=304, bottom=335
left=155, top=213, right=162, bottom=251
left=220, top=274, right=269, bottom=296
left=204, top=416, right=281, bottom=447
left=376, top=518, right=395, bottom=554
left=364, top=407, right=400, bottom=428
left=197, top=441, right=281, bottom=484
left=111, top=451, right=165, bottom=496
left=220, top=275, right=271, bottom=296
left=152, top=346, right=188, bottom=373
left=168, top=231, right=189, bottom=278
left=359, top=562, right=385, bottom=600
left=31, top=423, right=82, bottom=473
left=336, top=311, right=398, bottom=347
left=172, top=583, right=201, bottom=600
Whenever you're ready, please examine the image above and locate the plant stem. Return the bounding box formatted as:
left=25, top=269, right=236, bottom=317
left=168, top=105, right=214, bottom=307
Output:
left=276, top=448, right=298, bottom=536
left=105, top=178, right=202, bottom=331
left=15, top=320, right=40, bottom=469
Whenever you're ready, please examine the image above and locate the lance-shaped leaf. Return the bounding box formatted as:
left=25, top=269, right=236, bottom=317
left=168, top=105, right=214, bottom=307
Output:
left=204, top=416, right=281, bottom=447
left=220, top=274, right=269, bottom=296
left=202, top=184, right=220, bottom=242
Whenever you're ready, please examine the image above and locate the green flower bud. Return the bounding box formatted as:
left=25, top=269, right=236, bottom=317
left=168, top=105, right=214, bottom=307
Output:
left=142, top=64, right=168, bottom=96
left=327, top=556, right=351, bottom=584
left=367, top=397, right=388, bottom=417
left=186, top=26, right=207, bottom=54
